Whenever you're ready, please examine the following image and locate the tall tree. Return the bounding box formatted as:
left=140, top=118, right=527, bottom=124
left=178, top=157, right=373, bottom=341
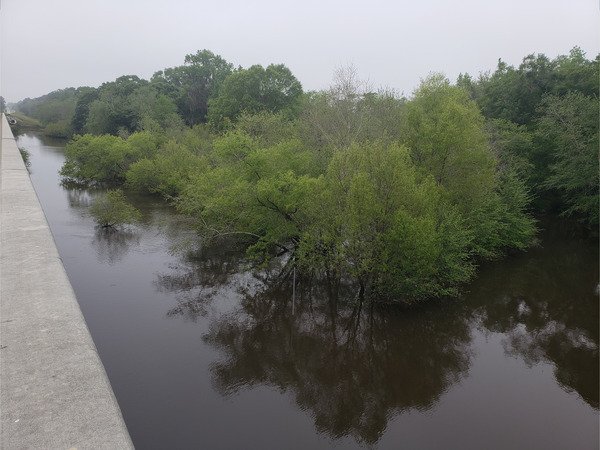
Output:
left=404, top=74, right=496, bottom=211
left=208, top=64, right=302, bottom=130
left=152, top=49, right=233, bottom=126
left=538, top=91, right=599, bottom=227
left=300, top=65, right=406, bottom=164
left=403, top=74, right=535, bottom=258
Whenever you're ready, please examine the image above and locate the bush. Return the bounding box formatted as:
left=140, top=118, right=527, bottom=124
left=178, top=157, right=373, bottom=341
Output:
left=89, top=189, right=141, bottom=228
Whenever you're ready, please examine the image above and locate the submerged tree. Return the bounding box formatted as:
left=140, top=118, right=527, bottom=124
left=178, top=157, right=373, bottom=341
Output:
left=89, top=189, right=141, bottom=228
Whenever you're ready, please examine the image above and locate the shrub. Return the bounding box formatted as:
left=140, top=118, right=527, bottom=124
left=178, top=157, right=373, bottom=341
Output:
left=89, top=189, right=141, bottom=228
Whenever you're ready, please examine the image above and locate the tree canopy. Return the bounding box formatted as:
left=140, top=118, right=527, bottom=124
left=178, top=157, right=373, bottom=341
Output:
left=14, top=46, right=598, bottom=303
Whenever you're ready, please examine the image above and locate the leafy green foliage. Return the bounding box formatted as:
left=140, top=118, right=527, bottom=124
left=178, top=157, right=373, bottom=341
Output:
left=208, top=64, right=303, bottom=130
left=537, top=92, right=599, bottom=227
left=176, top=131, right=314, bottom=261
left=299, top=67, right=407, bottom=153
left=298, top=140, right=475, bottom=302
left=89, top=189, right=141, bottom=228
left=462, top=46, right=598, bottom=226
left=19, top=147, right=31, bottom=167
left=126, top=139, right=205, bottom=197
left=405, top=74, right=496, bottom=209
left=45, top=47, right=600, bottom=303
left=61, top=131, right=159, bottom=184
left=15, top=88, right=78, bottom=125
left=152, top=49, right=234, bottom=126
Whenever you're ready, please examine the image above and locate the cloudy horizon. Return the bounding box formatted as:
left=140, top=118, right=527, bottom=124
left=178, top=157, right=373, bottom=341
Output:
left=1, top=0, right=598, bottom=103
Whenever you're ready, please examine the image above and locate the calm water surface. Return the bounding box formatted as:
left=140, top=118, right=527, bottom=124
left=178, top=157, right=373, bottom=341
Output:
left=19, top=133, right=599, bottom=449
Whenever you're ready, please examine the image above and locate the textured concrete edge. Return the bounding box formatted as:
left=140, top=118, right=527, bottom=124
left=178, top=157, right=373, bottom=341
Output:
left=0, top=115, right=134, bottom=449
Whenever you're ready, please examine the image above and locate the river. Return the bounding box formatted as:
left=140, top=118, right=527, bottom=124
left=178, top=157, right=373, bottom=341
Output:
left=18, top=133, right=599, bottom=449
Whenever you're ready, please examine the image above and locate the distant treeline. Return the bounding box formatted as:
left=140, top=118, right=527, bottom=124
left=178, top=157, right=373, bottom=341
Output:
left=15, top=50, right=302, bottom=137
left=15, top=48, right=599, bottom=304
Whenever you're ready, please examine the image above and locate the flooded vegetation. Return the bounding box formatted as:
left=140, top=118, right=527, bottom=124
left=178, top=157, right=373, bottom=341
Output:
left=20, top=133, right=598, bottom=449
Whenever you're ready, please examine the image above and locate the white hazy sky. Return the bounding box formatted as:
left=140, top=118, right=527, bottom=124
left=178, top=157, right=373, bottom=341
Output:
left=1, top=0, right=598, bottom=103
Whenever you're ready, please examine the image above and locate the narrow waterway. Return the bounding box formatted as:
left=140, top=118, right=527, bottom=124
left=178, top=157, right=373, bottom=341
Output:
left=19, top=133, right=599, bottom=449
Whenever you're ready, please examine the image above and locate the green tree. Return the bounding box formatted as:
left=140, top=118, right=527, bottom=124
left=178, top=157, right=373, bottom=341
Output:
left=126, top=139, right=205, bottom=198
left=80, top=75, right=152, bottom=135
left=44, top=120, right=73, bottom=138
left=404, top=74, right=496, bottom=211
left=61, top=131, right=159, bottom=184
left=298, top=140, right=474, bottom=302
left=299, top=66, right=406, bottom=173
left=403, top=74, right=535, bottom=258
left=34, top=90, right=77, bottom=125
left=89, top=189, right=141, bottom=228
left=208, top=64, right=303, bottom=130
left=538, top=92, right=599, bottom=227
left=552, top=47, right=599, bottom=98
left=71, top=87, right=99, bottom=134
left=177, top=130, right=314, bottom=261
left=151, top=50, right=233, bottom=126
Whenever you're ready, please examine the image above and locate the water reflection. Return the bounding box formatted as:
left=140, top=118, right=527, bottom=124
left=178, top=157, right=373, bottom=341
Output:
left=157, top=215, right=598, bottom=445
left=205, top=299, right=473, bottom=444
left=156, top=242, right=250, bottom=322
left=92, top=228, right=141, bottom=265
left=161, top=255, right=474, bottom=445
left=469, top=218, right=599, bottom=409
left=65, top=186, right=95, bottom=209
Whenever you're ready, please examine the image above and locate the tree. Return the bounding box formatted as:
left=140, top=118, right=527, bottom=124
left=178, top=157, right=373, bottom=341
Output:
left=61, top=131, right=159, bottom=184
left=71, top=87, right=99, bottom=134
left=208, top=64, right=303, bottom=130
left=177, top=130, right=314, bottom=261
left=89, top=189, right=141, bottom=228
left=298, top=66, right=407, bottom=181
left=538, top=92, right=599, bottom=227
left=403, top=74, right=535, bottom=259
left=77, top=75, right=152, bottom=135
left=298, top=140, right=474, bottom=302
left=126, top=139, right=206, bottom=198
left=300, top=65, right=372, bottom=152
left=151, top=50, right=233, bottom=126
left=404, top=74, right=496, bottom=211
left=552, top=47, right=599, bottom=98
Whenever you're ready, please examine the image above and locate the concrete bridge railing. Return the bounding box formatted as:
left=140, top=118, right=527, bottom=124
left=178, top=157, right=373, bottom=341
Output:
left=0, top=114, right=134, bottom=449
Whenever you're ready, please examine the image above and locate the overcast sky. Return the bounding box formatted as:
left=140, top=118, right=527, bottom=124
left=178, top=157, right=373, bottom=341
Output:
left=0, top=0, right=598, bottom=103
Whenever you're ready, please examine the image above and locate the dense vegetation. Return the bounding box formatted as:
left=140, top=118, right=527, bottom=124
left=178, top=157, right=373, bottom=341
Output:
left=88, top=189, right=141, bottom=228
left=14, top=47, right=598, bottom=304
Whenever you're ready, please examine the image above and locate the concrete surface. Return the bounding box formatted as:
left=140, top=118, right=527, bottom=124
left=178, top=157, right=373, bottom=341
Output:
left=0, top=115, right=134, bottom=449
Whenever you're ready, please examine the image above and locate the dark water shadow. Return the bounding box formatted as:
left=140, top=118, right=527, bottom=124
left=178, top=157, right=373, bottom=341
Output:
left=91, top=227, right=141, bottom=266
left=159, top=250, right=474, bottom=445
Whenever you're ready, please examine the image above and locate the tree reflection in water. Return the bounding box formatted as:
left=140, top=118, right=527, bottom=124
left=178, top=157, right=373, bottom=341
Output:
left=468, top=218, right=599, bottom=409
left=157, top=241, right=250, bottom=322
left=91, top=228, right=141, bottom=265
left=159, top=250, right=474, bottom=445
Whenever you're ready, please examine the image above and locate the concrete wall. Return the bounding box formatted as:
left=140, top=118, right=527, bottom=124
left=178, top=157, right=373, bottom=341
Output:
left=0, top=115, right=134, bottom=449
